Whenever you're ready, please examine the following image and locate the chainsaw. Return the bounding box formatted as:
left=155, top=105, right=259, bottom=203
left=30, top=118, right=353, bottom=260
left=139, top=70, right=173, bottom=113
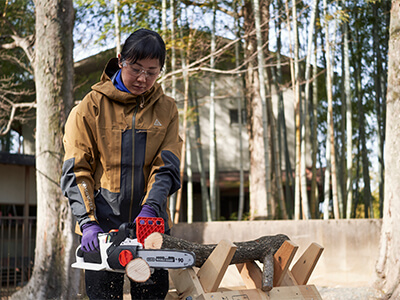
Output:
left=72, top=217, right=195, bottom=273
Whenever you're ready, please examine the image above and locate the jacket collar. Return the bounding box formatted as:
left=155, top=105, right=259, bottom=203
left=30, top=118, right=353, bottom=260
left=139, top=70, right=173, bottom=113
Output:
left=91, top=57, right=163, bottom=107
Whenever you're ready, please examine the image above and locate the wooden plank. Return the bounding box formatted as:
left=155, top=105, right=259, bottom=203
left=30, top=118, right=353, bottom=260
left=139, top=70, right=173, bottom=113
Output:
left=273, top=240, right=299, bottom=287
left=236, top=262, right=263, bottom=289
left=291, top=243, right=324, bottom=285
left=268, top=284, right=322, bottom=299
left=165, top=291, right=179, bottom=299
left=203, top=288, right=270, bottom=300
left=169, top=268, right=205, bottom=299
left=197, top=239, right=238, bottom=293
left=280, top=270, right=299, bottom=286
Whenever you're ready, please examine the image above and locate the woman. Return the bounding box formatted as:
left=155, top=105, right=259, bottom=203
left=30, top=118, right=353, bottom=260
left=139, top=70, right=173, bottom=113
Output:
left=61, top=28, right=181, bottom=299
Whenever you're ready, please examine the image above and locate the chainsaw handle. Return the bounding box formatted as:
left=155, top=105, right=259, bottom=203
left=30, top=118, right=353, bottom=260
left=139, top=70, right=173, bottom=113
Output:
left=77, top=246, right=84, bottom=258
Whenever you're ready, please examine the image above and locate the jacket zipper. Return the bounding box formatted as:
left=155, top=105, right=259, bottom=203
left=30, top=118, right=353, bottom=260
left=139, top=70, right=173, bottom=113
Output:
left=128, top=104, right=140, bottom=222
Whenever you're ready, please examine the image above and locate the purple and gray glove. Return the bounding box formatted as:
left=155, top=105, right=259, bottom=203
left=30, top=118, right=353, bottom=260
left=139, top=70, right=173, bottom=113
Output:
left=137, top=204, right=157, bottom=218
left=81, top=222, right=103, bottom=252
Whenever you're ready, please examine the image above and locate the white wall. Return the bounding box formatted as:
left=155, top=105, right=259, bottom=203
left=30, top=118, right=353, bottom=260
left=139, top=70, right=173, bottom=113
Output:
left=171, top=219, right=382, bottom=287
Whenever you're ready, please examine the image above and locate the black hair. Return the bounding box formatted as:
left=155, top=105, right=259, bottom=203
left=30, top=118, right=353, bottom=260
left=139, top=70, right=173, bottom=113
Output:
left=120, top=28, right=166, bottom=69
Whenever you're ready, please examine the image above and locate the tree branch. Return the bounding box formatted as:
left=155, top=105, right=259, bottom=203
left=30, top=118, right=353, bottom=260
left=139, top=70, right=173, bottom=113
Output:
left=0, top=100, right=36, bottom=136
left=0, top=33, right=34, bottom=63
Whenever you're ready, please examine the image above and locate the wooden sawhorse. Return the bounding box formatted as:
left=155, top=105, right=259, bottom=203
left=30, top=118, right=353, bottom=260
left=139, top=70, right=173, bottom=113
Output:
left=166, top=239, right=324, bottom=299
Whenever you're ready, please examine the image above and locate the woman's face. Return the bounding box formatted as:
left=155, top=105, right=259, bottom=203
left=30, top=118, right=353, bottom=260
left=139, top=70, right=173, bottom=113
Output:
left=118, top=56, right=161, bottom=95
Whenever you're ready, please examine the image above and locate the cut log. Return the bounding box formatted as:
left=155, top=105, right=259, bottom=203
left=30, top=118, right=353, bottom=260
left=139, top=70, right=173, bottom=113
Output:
left=144, top=232, right=289, bottom=267
left=125, top=257, right=151, bottom=283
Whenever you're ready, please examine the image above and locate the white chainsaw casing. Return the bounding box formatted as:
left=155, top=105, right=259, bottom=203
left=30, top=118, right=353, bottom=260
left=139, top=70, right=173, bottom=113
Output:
left=71, top=233, right=142, bottom=272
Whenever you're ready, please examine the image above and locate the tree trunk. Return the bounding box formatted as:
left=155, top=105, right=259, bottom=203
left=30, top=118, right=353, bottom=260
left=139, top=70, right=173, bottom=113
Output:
left=161, top=0, right=167, bottom=92
left=354, top=21, right=373, bottom=218
left=268, top=92, right=288, bottom=219
left=243, top=0, right=268, bottom=220
left=292, top=3, right=302, bottom=220
left=301, top=0, right=317, bottom=220
left=285, top=0, right=301, bottom=220
left=343, top=0, right=353, bottom=219
left=373, top=1, right=385, bottom=218
left=264, top=2, right=287, bottom=219
left=186, top=134, right=193, bottom=223
left=253, top=0, right=272, bottom=218
left=274, top=0, right=294, bottom=217
left=323, top=0, right=340, bottom=219
left=192, top=93, right=212, bottom=222
left=209, top=0, right=218, bottom=221
left=310, top=3, right=320, bottom=218
left=174, top=26, right=190, bottom=223
left=168, top=0, right=177, bottom=221
left=234, top=8, right=246, bottom=221
left=323, top=122, right=331, bottom=220
left=375, top=2, right=400, bottom=297
left=12, top=0, right=78, bottom=299
left=114, top=0, right=121, bottom=56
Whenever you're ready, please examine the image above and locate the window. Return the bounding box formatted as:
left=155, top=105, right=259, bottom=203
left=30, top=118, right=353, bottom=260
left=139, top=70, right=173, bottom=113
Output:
left=229, top=109, right=247, bottom=125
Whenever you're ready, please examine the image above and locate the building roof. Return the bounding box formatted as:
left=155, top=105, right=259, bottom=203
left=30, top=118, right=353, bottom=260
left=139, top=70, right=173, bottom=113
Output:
left=0, top=152, right=35, bottom=166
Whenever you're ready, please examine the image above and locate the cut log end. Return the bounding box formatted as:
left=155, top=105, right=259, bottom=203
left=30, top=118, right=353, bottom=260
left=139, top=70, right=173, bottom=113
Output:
left=144, top=232, right=164, bottom=249
left=125, top=258, right=151, bottom=283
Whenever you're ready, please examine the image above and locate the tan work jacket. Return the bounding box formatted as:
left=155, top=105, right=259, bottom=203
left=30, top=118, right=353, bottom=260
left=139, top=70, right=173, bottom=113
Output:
left=61, top=58, right=182, bottom=232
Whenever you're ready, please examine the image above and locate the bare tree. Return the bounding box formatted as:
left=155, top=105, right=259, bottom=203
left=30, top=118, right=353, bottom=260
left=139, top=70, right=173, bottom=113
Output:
left=273, top=0, right=294, bottom=217
left=310, top=14, right=320, bottom=218
left=353, top=8, right=373, bottom=218
left=114, top=0, right=121, bottom=56
left=0, top=10, right=35, bottom=138
left=161, top=0, right=167, bottom=92
left=251, top=0, right=272, bottom=219
left=283, top=0, right=302, bottom=220
left=301, top=0, right=317, bottom=220
left=209, top=0, right=218, bottom=220
left=372, top=1, right=385, bottom=218
left=11, top=0, right=78, bottom=299
left=167, top=0, right=178, bottom=220
left=234, top=5, right=246, bottom=221
left=375, top=2, right=400, bottom=297
left=323, top=0, right=339, bottom=219
left=343, top=0, right=353, bottom=219
left=174, top=24, right=191, bottom=223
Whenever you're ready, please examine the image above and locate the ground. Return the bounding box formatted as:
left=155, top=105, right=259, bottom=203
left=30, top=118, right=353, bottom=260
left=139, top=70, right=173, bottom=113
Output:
left=120, top=286, right=386, bottom=299
left=317, top=286, right=385, bottom=300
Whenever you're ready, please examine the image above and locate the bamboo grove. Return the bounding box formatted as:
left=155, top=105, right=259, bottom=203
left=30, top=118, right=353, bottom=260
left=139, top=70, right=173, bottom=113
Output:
left=0, top=0, right=390, bottom=221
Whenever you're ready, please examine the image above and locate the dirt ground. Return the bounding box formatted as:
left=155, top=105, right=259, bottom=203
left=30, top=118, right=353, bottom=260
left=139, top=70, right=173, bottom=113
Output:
left=124, top=286, right=387, bottom=299
left=317, top=286, right=385, bottom=300
left=121, top=286, right=387, bottom=300
left=119, top=267, right=388, bottom=300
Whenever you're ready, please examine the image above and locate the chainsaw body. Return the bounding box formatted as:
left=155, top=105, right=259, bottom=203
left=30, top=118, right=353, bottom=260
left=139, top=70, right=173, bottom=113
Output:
left=72, top=218, right=195, bottom=272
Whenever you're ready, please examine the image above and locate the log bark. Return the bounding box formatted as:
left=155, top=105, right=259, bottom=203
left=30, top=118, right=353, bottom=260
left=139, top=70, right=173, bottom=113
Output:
left=144, top=232, right=289, bottom=268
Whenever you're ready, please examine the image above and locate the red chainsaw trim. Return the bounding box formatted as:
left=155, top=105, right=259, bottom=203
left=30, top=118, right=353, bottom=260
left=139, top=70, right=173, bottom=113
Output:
left=136, top=217, right=164, bottom=246
left=118, top=250, right=134, bottom=267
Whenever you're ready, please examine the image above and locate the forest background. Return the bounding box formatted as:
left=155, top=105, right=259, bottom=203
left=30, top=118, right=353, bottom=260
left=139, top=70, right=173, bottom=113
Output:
left=0, top=0, right=390, bottom=222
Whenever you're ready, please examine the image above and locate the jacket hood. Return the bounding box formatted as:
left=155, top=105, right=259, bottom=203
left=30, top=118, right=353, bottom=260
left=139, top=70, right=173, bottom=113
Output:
left=91, top=57, right=163, bottom=107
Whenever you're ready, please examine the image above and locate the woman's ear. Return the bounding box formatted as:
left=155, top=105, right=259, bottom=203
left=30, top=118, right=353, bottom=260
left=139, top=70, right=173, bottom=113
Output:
left=117, top=53, right=123, bottom=68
